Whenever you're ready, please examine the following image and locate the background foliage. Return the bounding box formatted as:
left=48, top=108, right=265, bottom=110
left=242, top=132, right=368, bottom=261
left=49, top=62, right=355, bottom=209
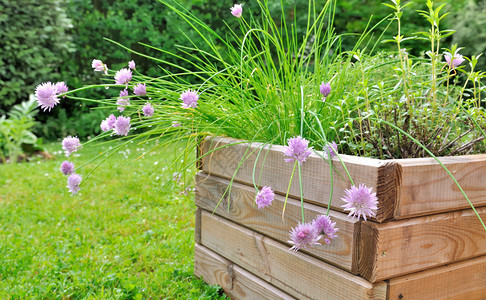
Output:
left=451, top=0, right=486, bottom=71
left=0, top=0, right=74, bottom=114
left=2, top=0, right=483, bottom=141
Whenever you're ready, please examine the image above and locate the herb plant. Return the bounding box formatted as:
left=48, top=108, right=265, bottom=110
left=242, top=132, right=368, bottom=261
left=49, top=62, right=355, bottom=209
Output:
left=0, top=96, right=44, bottom=163
left=35, top=0, right=486, bottom=250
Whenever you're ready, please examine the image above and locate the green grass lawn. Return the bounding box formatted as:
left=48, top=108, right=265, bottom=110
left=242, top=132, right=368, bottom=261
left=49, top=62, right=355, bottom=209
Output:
left=0, top=140, right=227, bottom=299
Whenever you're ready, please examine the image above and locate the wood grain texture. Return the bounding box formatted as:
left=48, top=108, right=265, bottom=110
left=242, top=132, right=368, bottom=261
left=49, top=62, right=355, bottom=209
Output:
left=195, top=207, right=201, bottom=244
left=200, top=137, right=486, bottom=220
left=200, top=137, right=398, bottom=222
left=396, top=155, right=486, bottom=218
left=195, top=172, right=359, bottom=273
left=359, top=207, right=486, bottom=282
left=199, top=210, right=387, bottom=300
left=196, top=136, right=204, bottom=170
left=387, top=255, right=486, bottom=300
left=194, top=243, right=297, bottom=300
left=194, top=242, right=233, bottom=290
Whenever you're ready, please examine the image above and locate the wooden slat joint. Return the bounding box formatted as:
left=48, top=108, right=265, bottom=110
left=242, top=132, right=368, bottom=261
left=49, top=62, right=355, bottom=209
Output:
left=254, top=233, right=271, bottom=276
left=195, top=207, right=202, bottom=244
left=376, top=161, right=401, bottom=222
left=359, top=222, right=379, bottom=282
left=227, top=262, right=235, bottom=289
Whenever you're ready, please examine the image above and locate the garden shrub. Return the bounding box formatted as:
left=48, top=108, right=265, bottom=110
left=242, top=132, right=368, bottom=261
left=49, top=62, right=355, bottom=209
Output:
left=0, top=96, right=44, bottom=163
left=0, top=0, right=74, bottom=114
left=332, top=0, right=466, bottom=54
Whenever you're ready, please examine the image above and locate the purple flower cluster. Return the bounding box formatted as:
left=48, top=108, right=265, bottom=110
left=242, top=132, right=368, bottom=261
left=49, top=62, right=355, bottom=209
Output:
left=35, top=81, right=70, bottom=111
left=444, top=52, right=465, bottom=69
left=92, top=59, right=107, bottom=74
left=180, top=90, right=199, bottom=108
left=117, top=89, right=130, bottom=112
left=231, top=4, right=243, bottom=17
left=255, top=186, right=275, bottom=209
left=60, top=161, right=75, bottom=175
left=128, top=60, right=136, bottom=70
left=35, top=82, right=59, bottom=111
left=100, top=114, right=117, bottom=132
left=100, top=115, right=131, bottom=135
left=62, top=136, right=81, bottom=157
left=324, top=141, right=338, bottom=159
left=288, top=214, right=339, bottom=252
left=67, top=173, right=82, bottom=195
left=116, top=99, right=130, bottom=112
left=288, top=222, right=322, bottom=252
left=56, top=82, right=69, bottom=98
left=60, top=160, right=81, bottom=195
left=341, top=184, right=378, bottom=221
left=312, top=215, right=338, bottom=245
left=133, top=83, right=147, bottom=96
left=142, top=103, right=154, bottom=117
left=115, top=68, right=132, bottom=86
left=283, top=136, right=312, bottom=164
left=319, top=82, right=331, bottom=101
left=113, top=116, right=131, bottom=136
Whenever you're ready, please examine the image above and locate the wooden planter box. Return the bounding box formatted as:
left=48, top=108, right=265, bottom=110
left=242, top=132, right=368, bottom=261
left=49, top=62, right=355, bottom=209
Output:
left=194, top=137, right=486, bottom=299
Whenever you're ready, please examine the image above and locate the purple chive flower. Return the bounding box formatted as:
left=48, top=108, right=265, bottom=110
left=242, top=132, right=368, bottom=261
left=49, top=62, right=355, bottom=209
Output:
left=92, top=59, right=105, bottom=72
left=116, top=99, right=129, bottom=112
left=117, top=89, right=130, bottom=112
left=67, top=173, right=82, bottom=195
left=288, top=222, right=321, bottom=252
left=444, top=52, right=465, bottom=68
left=55, top=82, right=69, bottom=97
left=172, top=121, right=181, bottom=127
left=231, top=4, right=243, bottom=17
left=114, top=116, right=131, bottom=136
left=142, top=102, right=154, bottom=117
left=319, top=82, right=331, bottom=101
left=119, top=89, right=129, bottom=98
left=62, top=136, right=81, bottom=157
left=283, top=136, right=313, bottom=164
left=133, top=83, right=146, bottom=96
left=92, top=59, right=108, bottom=75
left=60, top=161, right=75, bottom=176
left=114, top=68, right=132, bottom=86
left=35, top=82, right=59, bottom=112
left=100, top=114, right=116, bottom=132
left=312, top=215, right=339, bottom=245
left=180, top=90, right=199, bottom=108
left=255, top=186, right=275, bottom=209
left=341, top=184, right=378, bottom=221
left=324, top=141, right=338, bottom=159
left=128, top=60, right=136, bottom=70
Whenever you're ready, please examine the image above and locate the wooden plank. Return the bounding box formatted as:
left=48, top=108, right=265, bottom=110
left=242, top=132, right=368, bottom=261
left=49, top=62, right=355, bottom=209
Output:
left=200, top=210, right=387, bottom=300
left=200, top=137, right=486, bottom=220
left=359, top=207, right=486, bottom=282
left=194, top=243, right=298, bottom=300
left=200, top=137, right=399, bottom=222
left=387, top=255, right=486, bottom=300
left=196, top=137, right=204, bottom=170
left=195, top=207, right=201, bottom=244
left=195, top=172, right=359, bottom=273
left=396, top=155, right=486, bottom=219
